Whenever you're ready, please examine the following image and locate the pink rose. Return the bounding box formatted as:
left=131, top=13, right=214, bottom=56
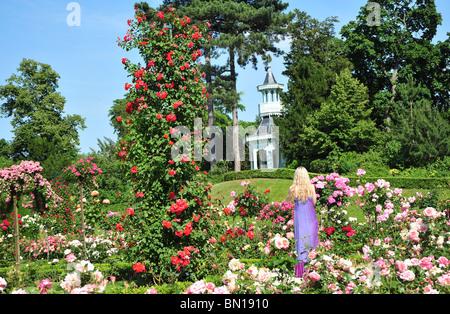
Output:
left=188, top=280, right=207, bottom=294
left=423, top=207, right=439, bottom=219
left=408, top=229, right=420, bottom=242
left=395, top=260, right=408, bottom=272
left=399, top=270, right=415, bottom=281
left=419, top=257, right=434, bottom=270
left=437, top=256, right=450, bottom=266
left=66, top=253, right=76, bottom=263
left=309, top=271, right=321, bottom=282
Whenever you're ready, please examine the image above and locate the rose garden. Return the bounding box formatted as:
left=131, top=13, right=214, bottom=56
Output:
left=0, top=7, right=449, bottom=295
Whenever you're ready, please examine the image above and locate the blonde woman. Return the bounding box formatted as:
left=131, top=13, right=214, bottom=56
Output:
left=286, top=167, right=319, bottom=277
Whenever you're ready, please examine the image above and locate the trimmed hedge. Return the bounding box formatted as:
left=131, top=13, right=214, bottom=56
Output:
left=0, top=260, right=138, bottom=287
left=223, top=169, right=450, bottom=189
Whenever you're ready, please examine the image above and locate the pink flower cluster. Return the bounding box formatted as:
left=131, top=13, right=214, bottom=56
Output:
left=63, top=157, right=102, bottom=183
left=23, top=234, right=69, bottom=259
left=185, top=280, right=229, bottom=294
left=0, top=161, right=61, bottom=210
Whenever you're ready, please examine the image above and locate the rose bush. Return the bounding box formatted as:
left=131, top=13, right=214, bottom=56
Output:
left=116, top=7, right=212, bottom=281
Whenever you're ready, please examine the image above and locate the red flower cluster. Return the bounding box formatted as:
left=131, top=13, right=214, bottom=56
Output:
left=166, top=113, right=176, bottom=122
left=171, top=246, right=196, bottom=271
left=324, top=227, right=335, bottom=235
left=220, top=225, right=256, bottom=244
left=132, top=262, right=146, bottom=274
left=1, top=219, right=10, bottom=231
left=126, top=208, right=135, bottom=216
left=342, top=225, right=356, bottom=238
left=169, top=199, right=189, bottom=215
left=163, top=220, right=172, bottom=229
left=184, top=222, right=193, bottom=236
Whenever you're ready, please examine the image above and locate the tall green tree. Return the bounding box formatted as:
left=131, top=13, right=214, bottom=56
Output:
left=302, top=69, right=379, bottom=162
left=340, top=0, right=446, bottom=127
left=277, top=10, right=353, bottom=166
left=0, top=59, right=86, bottom=178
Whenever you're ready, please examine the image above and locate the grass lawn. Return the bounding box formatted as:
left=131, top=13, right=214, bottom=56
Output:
left=210, top=178, right=450, bottom=223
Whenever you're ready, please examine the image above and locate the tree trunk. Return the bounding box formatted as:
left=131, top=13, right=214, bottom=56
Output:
left=79, top=184, right=87, bottom=260
left=13, top=194, right=21, bottom=272
left=205, top=46, right=216, bottom=169
left=230, top=46, right=241, bottom=172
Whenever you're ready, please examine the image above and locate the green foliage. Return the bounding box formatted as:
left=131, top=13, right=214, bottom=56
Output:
left=278, top=10, right=354, bottom=165
left=340, top=0, right=447, bottom=125
left=388, top=76, right=450, bottom=167
left=0, top=59, right=86, bottom=178
left=302, top=69, right=380, bottom=159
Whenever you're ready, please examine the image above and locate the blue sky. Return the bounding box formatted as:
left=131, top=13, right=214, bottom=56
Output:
left=0, top=0, right=449, bottom=154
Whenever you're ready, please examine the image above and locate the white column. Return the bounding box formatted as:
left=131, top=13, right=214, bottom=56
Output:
left=267, top=149, right=273, bottom=169
left=253, top=149, right=258, bottom=170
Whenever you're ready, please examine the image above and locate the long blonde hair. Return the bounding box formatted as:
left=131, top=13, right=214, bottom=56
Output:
left=287, top=167, right=315, bottom=203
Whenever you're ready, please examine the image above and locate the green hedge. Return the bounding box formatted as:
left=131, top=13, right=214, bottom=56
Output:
left=0, top=260, right=138, bottom=286
left=223, top=169, right=450, bottom=189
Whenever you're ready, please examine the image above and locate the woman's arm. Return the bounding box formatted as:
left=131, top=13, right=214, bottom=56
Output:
left=311, top=185, right=317, bottom=205
left=286, top=188, right=293, bottom=203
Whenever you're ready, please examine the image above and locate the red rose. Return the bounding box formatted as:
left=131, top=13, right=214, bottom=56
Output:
left=157, top=11, right=165, bottom=20
left=163, top=220, right=172, bottom=229
left=175, top=230, right=183, bottom=237
left=169, top=199, right=188, bottom=215
left=171, top=256, right=180, bottom=265
left=117, top=116, right=122, bottom=122
left=166, top=113, right=176, bottom=122
left=131, top=166, right=138, bottom=174
left=126, top=208, right=135, bottom=216
left=132, top=262, right=146, bottom=274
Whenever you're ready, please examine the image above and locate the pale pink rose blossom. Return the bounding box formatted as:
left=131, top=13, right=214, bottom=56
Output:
left=399, top=270, right=415, bottom=281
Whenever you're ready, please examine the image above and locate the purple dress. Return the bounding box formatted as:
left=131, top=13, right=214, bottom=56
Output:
left=294, top=197, right=319, bottom=277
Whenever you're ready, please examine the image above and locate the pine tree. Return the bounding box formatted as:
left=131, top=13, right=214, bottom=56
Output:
left=388, top=75, right=450, bottom=167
